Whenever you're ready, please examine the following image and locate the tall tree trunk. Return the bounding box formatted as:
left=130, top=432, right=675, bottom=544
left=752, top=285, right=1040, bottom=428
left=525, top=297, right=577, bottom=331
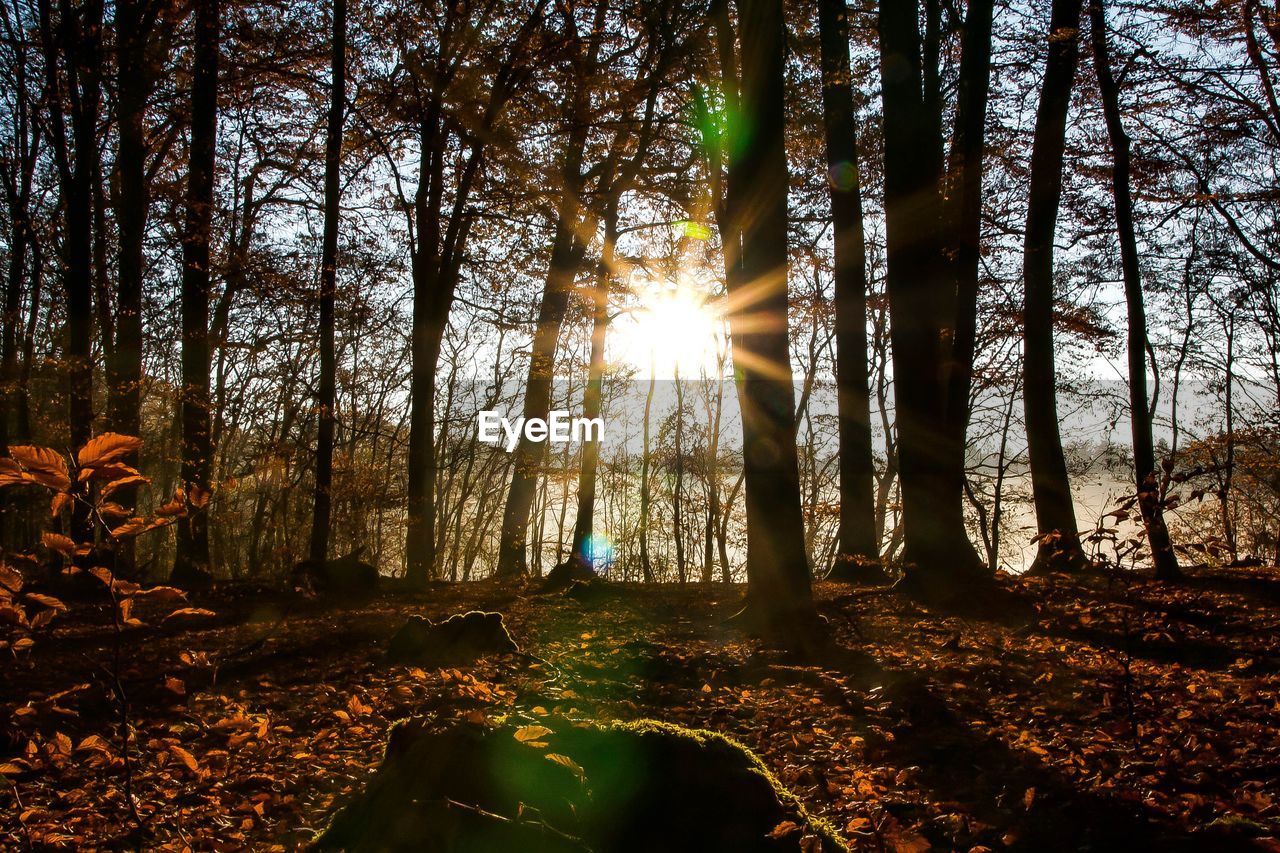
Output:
left=639, top=368, right=655, bottom=582
left=404, top=107, right=446, bottom=586
left=309, top=0, right=346, bottom=564
left=493, top=209, right=590, bottom=576
left=172, top=0, right=219, bottom=585
left=42, top=0, right=103, bottom=539
left=403, top=114, right=483, bottom=585
left=816, top=0, right=879, bottom=578
left=495, top=5, right=600, bottom=575
left=877, top=0, right=986, bottom=594
left=673, top=366, right=686, bottom=583
left=0, top=4, right=39, bottom=545
left=64, top=0, right=102, bottom=461
left=728, top=0, right=815, bottom=637
left=110, top=0, right=164, bottom=572
left=1090, top=0, right=1181, bottom=579
left=942, top=0, right=995, bottom=557
left=1021, top=0, right=1089, bottom=573
left=569, top=206, right=617, bottom=567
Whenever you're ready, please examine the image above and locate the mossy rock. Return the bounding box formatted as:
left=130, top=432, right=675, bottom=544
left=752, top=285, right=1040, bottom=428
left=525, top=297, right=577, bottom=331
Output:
left=313, top=718, right=846, bottom=853
left=386, top=611, right=519, bottom=665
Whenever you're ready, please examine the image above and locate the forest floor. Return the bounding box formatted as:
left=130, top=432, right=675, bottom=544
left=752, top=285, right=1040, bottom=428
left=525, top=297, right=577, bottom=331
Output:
left=2, top=568, right=1280, bottom=851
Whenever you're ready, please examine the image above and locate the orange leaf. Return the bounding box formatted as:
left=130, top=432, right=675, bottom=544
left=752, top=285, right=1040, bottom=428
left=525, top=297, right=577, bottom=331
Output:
left=101, top=475, right=150, bottom=500
left=9, top=446, right=70, bottom=491
left=513, top=725, right=553, bottom=747
left=50, top=493, right=72, bottom=518
left=76, top=433, right=143, bottom=468
left=0, top=562, right=22, bottom=594
left=109, top=517, right=148, bottom=539
left=132, top=585, right=186, bottom=604
left=75, top=735, right=111, bottom=754
left=41, top=532, right=76, bottom=556
left=187, top=484, right=211, bottom=509
left=24, top=592, right=66, bottom=612
left=155, top=491, right=186, bottom=517
left=169, top=744, right=200, bottom=773
left=162, top=607, right=216, bottom=625
left=97, top=502, right=132, bottom=520
left=80, top=462, right=142, bottom=483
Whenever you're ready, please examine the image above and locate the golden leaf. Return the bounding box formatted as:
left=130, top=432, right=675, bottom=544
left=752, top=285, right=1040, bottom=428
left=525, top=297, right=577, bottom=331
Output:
left=169, top=745, right=200, bottom=773
left=76, top=433, right=143, bottom=468
left=41, top=532, right=76, bottom=556
left=544, top=752, right=586, bottom=781
left=513, top=725, right=553, bottom=746
left=9, top=446, right=70, bottom=491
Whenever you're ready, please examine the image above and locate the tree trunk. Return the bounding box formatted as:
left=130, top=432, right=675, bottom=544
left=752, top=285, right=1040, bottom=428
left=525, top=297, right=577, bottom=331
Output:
left=1090, top=0, right=1181, bottom=579
left=728, top=0, right=815, bottom=637
left=639, top=369, right=655, bottom=582
left=673, top=366, right=686, bottom=583
left=109, top=0, right=161, bottom=554
left=569, top=207, right=617, bottom=568
left=0, top=10, right=39, bottom=545
left=494, top=22, right=598, bottom=575
left=942, top=0, right=995, bottom=560
left=816, top=0, right=879, bottom=575
left=1022, top=0, right=1089, bottom=573
left=42, top=0, right=104, bottom=539
left=309, top=0, right=346, bottom=564
left=172, top=0, right=219, bottom=585
left=877, top=0, right=986, bottom=594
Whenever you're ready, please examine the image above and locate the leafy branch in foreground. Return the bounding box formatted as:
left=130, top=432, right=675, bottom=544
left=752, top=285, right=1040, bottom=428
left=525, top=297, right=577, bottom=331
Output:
left=0, top=433, right=215, bottom=836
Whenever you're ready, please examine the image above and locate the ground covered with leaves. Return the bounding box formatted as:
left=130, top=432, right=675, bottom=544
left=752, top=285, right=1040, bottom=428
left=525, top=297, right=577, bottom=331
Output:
left=3, top=568, right=1279, bottom=851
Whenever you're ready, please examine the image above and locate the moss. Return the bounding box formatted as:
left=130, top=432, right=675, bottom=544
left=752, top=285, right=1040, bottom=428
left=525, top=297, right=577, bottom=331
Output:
left=605, top=719, right=848, bottom=852
left=312, top=717, right=848, bottom=853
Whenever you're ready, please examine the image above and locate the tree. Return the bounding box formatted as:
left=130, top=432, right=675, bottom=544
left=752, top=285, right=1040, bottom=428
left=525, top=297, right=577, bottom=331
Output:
left=876, top=0, right=995, bottom=596
left=726, top=0, right=815, bottom=635
left=400, top=0, right=547, bottom=585
left=1021, top=0, right=1090, bottom=573
left=568, top=206, right=617, bottom=568
left=816, top=0, right=879, bottom=579
left=309, top=0, right=346, bottom=565
left=108, top=0, right=171, bottom=567
left=1090, top=0, right=1180, bottom=579
left=495, top=0, right=650, bottom=576
left=40, top=0, right=103, bottom=539
left=173, top=0, right=220, bottom=586
left=567, top=15, right=670, bottom=570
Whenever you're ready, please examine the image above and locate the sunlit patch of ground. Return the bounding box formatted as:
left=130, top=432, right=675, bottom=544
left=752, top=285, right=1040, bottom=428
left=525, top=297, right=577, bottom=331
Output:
left=2, top=570, right=1277, bottom=850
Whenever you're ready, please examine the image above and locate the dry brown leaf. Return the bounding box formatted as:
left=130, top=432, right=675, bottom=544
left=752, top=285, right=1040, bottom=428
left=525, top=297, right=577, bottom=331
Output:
left=41, top=532, right=76, bottom=556
left=9, top=445, right=70, bottom=491
left=170, top=744, right=200, bottom=773
left=76, top=433, right=143, bottom=468
left=513, top=725, right=553, bottom=747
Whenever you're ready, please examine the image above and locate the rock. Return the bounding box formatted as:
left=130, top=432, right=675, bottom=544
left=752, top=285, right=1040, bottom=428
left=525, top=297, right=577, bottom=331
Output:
left=293, top=547, right=378, bottom=595
left=386, top=611, right=518, bottom=665
left=312, top=718, right=845, bottom=853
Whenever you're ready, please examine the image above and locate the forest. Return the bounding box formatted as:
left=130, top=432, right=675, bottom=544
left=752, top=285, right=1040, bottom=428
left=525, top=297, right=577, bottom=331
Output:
left=1, top=0, right=1280, bottom=847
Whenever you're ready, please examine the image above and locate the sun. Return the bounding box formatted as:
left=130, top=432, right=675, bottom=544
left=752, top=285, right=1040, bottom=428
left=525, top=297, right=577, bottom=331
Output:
left=611, top=276, right=724, bottom=379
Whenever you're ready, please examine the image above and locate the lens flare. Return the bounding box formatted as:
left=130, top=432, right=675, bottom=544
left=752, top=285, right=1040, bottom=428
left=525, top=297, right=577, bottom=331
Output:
left=587, top=533, right=614, bottom=569
left=612, top=279, right=722, bottom=379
